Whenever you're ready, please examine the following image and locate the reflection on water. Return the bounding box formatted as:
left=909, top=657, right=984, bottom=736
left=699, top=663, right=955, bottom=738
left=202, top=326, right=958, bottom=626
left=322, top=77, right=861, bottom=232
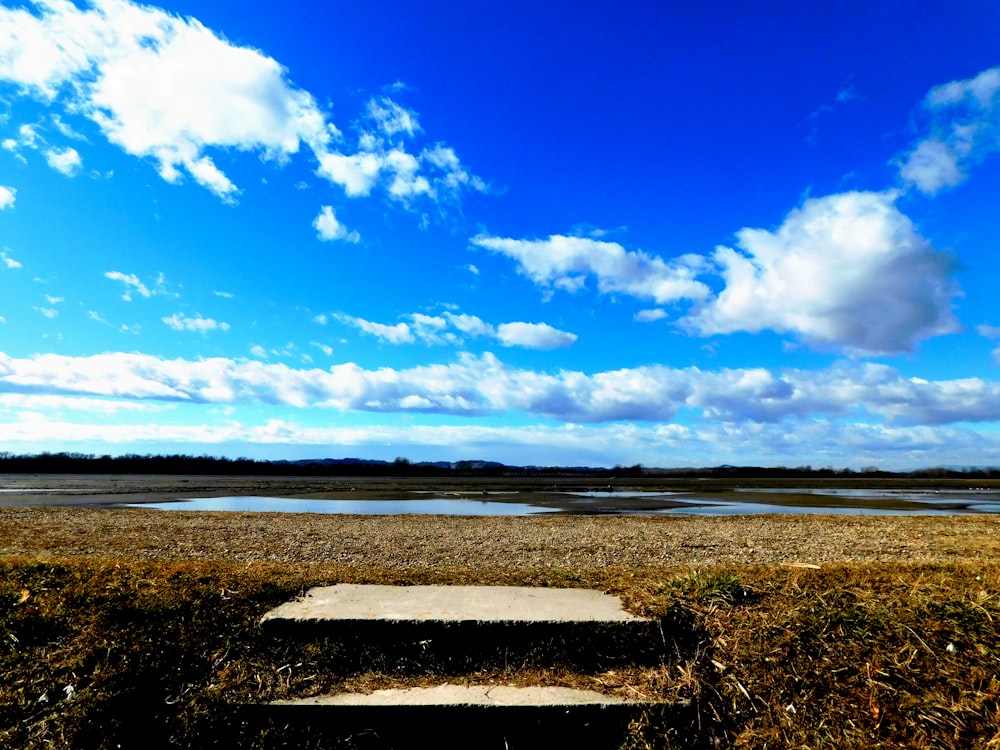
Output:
left=128, top=488, right=1000, bottom=517
left=130, top=497, right=559, bottom=515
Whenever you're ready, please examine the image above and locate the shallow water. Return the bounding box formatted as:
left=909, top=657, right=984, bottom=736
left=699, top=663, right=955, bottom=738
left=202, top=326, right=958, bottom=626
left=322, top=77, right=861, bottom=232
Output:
left=129, top=488, right=1000, bottom=516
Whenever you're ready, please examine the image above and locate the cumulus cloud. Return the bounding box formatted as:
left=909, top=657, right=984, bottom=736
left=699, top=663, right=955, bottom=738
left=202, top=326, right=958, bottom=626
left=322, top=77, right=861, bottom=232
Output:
left=479, top=192, right=959, bottom=355
left=44, top=146, right=81, bottom=176
left=0, top=186, right=15, bottom=209
left=684, top=191, right=958, bottom=354
left=313, top=205, right=360, bottom=243
left=0, top=0, right=330, bottom=200
left=333, top=310, right=577, bottom=350
left=472, top=234, right=710, bottom=304
left=0, top=1, right=484, bottom=211
left=897, top=65, right=1000, bottom=194
left=162, top=313, right=229, bottom=333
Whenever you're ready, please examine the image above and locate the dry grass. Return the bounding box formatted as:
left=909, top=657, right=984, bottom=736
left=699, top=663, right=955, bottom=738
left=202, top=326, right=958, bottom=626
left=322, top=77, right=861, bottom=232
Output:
left=4, top=507, right=1000, bottom=567
left=3, top=507, right=1000, bottom=748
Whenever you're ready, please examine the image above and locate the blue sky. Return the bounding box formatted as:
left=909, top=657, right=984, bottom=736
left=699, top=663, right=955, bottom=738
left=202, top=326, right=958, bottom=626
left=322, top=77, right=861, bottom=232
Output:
left=2, top=0, right=1000, bottom=469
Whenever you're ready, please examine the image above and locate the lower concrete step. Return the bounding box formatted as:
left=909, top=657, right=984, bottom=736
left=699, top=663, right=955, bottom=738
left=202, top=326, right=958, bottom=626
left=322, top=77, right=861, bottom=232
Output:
left=249, top=684, right=673, bottom=749
left=273, top=684, right=644, bottom=707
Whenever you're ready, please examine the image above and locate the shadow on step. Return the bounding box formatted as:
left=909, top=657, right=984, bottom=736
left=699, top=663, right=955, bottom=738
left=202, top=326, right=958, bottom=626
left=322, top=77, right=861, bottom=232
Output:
left=260, top=605, right=698, bottom=674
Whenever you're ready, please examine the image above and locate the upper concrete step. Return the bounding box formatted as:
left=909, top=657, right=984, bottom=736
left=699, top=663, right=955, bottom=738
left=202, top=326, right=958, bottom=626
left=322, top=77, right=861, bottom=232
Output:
left=261, top=584, right=647, bottom=626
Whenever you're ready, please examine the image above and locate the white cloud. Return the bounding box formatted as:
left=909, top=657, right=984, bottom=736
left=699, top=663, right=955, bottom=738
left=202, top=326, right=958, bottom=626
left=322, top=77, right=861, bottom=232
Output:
left=683, top=191, right=959, bottom=354
left=44, top=295, right=64, bottom=305
left=443, top=312, right=494, bottom=338
left=313, top=101, right=485, bottom=207
left=311, top=341, right=333, bottom=356
left=104, top=270, right=151, bottom=300
left=0, top=317, right=5, bottom=324
left=5, top=412, right=1000, bottom=471
left=897, top=139, right=964, bottom=194
left=44, top=146, right=81, bottom=176
left=250, top=345, right=267, bottom=359
left=315, top=151, right=382, bottom=197
left=336, top=315, right=414, bottom=344
left=0, top=393, right=169, bottom=415
left=409, top=313, right=459, bottom=346
left=214, top=290, right=234, bottom=299
left=3, top=351, right=1000, bottom=429
left=977, top=324, right=1000, bottom=339
left=0, top=186, right=15, bottom=209
left=0, top=0, right=332, bottom=200
left=634, top=309, right=668, bottom=323
left=333, top=309, right=577, bottom=350
left=34, top=307, right=58, bottom=318
left=1, top=251, right=22, bottom=269
left=313, top=205, right=360, bottom=243
left=421, top=144, right=488, bottom=196
left=367, top=97, right=420, bottom=137
left=0, top=2, right=483, bottom=211
left=472, top=234, right=710, bottom=304
left=897, top=65, right=1000, bottom=194
left=162, top=313, right=230, bottom=333
left=495, top=322, right=577, bottom=350
left=50, top=113, right=85, bottom=140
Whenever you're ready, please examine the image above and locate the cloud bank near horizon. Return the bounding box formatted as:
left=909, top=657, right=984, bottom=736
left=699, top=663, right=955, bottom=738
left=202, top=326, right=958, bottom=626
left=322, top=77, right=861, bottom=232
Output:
left=2, top=349, right=999, bottom=427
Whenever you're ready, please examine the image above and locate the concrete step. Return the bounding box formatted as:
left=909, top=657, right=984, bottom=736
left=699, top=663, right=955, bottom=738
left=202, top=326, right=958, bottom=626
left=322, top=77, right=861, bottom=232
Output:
left=249, top=684, right=676, bottom=749
left=274, top=684, right=645, bottom=707
left=259, top=584, right=671, bottom=671
left=261, top=584, right=647, bottom=626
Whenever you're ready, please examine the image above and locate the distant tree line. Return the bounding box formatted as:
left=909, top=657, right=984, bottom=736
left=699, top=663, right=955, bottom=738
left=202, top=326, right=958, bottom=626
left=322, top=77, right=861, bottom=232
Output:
left=0, top=451, right=999, bottom=479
